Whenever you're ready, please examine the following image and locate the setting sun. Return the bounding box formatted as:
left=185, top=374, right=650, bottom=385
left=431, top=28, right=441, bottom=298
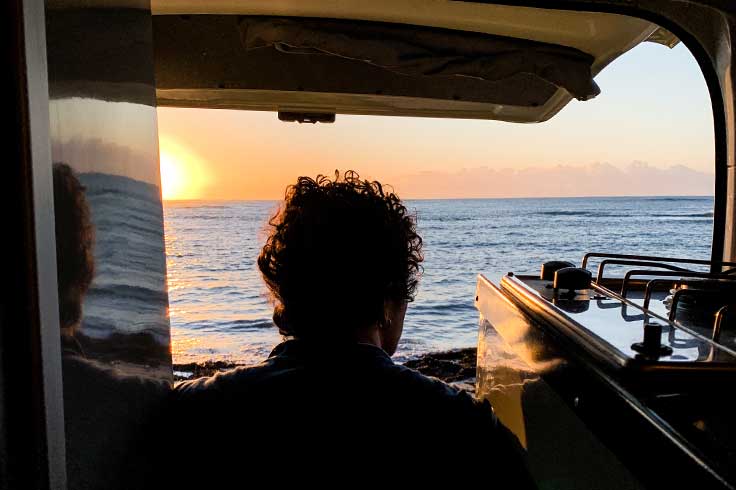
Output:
left=158, top=138, right=211, bottom=200
left=160, top=152, right=185, bottom=200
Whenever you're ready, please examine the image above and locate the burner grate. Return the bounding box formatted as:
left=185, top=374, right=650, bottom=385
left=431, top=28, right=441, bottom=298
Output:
left=581, top=252, right=736, bottom=349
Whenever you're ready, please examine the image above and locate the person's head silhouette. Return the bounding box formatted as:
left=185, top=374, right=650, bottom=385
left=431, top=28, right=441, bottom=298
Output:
left=53, top=162, right=95, bottom=335
left=257, top=170, right=423, bottom=354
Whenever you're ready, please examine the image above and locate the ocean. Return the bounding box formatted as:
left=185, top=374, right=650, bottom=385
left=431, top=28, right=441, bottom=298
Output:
left=163, top=196, right=714, bottom=365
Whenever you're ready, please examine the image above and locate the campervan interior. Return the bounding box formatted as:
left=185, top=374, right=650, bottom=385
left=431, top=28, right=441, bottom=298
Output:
left=3, top=1, right=736, bottom=489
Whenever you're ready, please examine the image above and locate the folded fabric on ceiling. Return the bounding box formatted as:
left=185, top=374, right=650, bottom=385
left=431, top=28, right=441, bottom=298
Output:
left=239, top=16, right=600, bottom=101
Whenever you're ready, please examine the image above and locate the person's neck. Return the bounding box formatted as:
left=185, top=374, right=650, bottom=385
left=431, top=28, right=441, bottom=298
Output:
left=289, top=325, right=384, bottom=351
left=352, top=325, right=383, bottom=350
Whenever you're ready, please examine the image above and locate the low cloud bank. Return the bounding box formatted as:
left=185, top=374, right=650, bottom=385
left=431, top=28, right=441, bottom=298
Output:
left=391, top=162, right=714, bottom=199
left=51, top=137, right=160, bottom=186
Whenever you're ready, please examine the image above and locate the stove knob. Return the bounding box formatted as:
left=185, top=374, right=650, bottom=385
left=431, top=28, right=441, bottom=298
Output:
left=643, top=322, right=663, bottom=351
left=541, top=261, right=575, bottom=281
left=553, top=267, right=592, bottom=291
left=631, top=322, right=673, bottom=357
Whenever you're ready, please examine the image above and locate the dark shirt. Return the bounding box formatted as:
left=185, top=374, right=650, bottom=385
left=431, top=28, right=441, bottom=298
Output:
left=61, top=339, right=169, bottom=490
left=166, top=339, right=535, bottom=487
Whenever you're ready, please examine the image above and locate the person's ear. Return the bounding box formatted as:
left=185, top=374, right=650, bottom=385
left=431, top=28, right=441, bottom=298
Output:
left=380, top=310, right=393, bottom=331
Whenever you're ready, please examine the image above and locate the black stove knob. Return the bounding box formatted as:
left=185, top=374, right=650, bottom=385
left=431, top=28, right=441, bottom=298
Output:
left=541, top=261, right=575, bottom=281
left=631, top=322, right=673, bottom=358
left=553, top=267, right=592, bottom=291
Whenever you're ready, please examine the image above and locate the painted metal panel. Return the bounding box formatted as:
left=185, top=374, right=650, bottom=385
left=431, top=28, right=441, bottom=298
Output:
left=475, top=274, right=734, bottom=489
left=475, top=275, right=645, bottom=489
left=2, top=1, right=68, bottom=487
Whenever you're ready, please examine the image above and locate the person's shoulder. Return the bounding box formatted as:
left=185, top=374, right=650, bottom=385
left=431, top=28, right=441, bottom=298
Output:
left=383, top=362, right=495, bottom=417
left=173, top=357, right=284, bottom=402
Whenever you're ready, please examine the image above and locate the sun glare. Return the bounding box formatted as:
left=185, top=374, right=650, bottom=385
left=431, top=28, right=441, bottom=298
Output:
left=160, top=153, right=184, bottom=200
left=158, top=138, right=210, bottom=200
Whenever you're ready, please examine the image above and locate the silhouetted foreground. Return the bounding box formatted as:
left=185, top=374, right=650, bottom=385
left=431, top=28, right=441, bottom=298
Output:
left=163, top=341, right=532, bottom=487
left=159, top=174, right=534, bottom=487
left=174, top=347, right=477, bottom=387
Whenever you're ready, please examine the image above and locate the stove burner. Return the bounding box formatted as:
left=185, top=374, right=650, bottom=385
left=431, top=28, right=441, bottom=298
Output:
left=664, top=279, right=736, bottom=331
left=582, top=253, right=736, bottom=345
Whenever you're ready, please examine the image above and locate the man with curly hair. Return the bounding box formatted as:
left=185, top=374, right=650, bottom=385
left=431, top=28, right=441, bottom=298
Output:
left=169, top=171, right=534, bottom=487
left=53, top=162, right=95, bottom=336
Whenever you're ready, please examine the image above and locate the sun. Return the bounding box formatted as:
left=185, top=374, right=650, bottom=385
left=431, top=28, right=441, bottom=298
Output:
left=160, top=152, right=185, bottom=200
left=158, top=138, right=210, bottom=200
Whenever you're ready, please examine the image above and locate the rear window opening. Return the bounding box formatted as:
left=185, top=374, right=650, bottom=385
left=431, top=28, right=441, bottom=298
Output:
left=157, top=39, right=715, bottom=377
left=36, top=4, right=736, bottom=488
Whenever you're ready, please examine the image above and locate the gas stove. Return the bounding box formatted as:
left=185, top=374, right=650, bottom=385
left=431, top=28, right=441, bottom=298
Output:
left=475, top=252, right=736, bottom=490
left=501, top=253, right=736, bottom=381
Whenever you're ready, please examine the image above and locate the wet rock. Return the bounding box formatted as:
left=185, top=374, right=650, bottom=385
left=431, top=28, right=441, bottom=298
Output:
left=173, top=347, right=479, bottom=392
left=404, top=347, right=477, bottom=383
left=173, top=360, right=241, bottom=381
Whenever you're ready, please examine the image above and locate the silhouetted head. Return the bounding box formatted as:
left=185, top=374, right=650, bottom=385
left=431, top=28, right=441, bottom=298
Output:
left=53, top=162, right=95, bottom=333
left=258, top=171, right=423, bottom=352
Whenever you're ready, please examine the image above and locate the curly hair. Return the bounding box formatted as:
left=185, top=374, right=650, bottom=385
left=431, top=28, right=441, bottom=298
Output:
left=258, top=170, right=423, bottom=338
left=53, top=162, right=95, bottom=332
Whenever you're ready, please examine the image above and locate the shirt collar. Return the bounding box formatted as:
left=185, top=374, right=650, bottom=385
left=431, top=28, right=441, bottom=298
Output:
left=269, top=338, right=394, bottom=366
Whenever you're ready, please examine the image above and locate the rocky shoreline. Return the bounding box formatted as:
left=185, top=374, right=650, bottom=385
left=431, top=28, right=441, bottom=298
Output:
left=173, top=347, right=478, bottom=393
left=403, top=347, right=477, bottom=393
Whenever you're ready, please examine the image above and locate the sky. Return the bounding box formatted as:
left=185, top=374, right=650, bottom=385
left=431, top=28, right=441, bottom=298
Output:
left=156, top=42, right=715, bottom=200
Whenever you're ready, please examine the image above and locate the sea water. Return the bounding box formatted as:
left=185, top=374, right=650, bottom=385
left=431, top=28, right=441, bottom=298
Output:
left=164, top=196, right=714, bottom=365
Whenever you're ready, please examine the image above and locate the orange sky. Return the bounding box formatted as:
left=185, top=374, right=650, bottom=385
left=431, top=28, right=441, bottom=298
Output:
left=157, top=43, right=715, bottom=201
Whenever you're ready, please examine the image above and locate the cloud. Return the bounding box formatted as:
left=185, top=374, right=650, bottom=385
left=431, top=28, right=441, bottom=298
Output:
left=51, top=137, right=159, bottom=185
left=391, top=161, right=714, bottom=199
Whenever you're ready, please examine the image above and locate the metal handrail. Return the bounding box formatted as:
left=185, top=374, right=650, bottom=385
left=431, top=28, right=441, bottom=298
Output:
left=581, top=252, right=736, bottom=272
left=642, top=277, right=736, bottom=310
left=706, top=305, right=734, bottom=361
left=620, top=269, right=736, bottom=298
left=596, top=259, right=691, bottom=284
left=712, top=305, right=734, bottom=343
left=591, top=281, right=736, bottom=358
left=667, top=288, right=718, bottom=322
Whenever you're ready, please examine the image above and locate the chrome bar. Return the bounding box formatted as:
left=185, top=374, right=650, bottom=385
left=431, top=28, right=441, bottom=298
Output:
left=667, top=288, right=717, bottom=321
left=643, top=277, right=736, bottom=310
left=596, top=259, right=691, bottom=284
left=620, top=269, right=736, bottom=298
left=712, top=305, right=733, bottom=343
left=591, top=282, right=736, bottom=358
left=581, top=252, right=736, bottom=270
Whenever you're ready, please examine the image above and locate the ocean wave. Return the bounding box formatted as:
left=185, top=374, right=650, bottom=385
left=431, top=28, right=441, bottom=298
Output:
left=533, top=210, right=617, bottom=217
left=182, top=318, right=274, bottom=331
left=88, top=191, right=163, bottom=215
left=164, top=203, right=234, bottom=210
left=431, top=277, right=464, bottom=286
left=87, top=283, right=168, bottom=304
left=81, top=320, right=169, bottom=345
left=409, top=302, right=475, bottom=313
left=651, top=212, right=714, bottom=218
left=175, top=201, right=232, bottom=210
left=223, top=319, right=274, bottom=330
left=429, top=216, right=477, bottom=222
left=94, top=219, right=164, bottom=241
left=533, top=210, right=713, bottom=219
left=175, top=214, right=248, bottom=221
left=644, top=196, right=711, bottom=202
left=83, top=178, right=158, bottom=195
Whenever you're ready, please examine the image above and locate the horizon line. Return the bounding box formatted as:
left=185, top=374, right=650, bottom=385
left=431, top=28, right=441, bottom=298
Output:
left=163, top=194, right=715, bottom=203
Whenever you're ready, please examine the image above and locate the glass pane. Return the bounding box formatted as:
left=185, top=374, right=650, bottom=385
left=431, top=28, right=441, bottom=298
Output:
left=45, top=5, right=171, bottom=489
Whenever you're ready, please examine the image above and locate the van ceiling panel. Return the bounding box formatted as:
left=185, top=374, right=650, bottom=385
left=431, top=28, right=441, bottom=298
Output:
left=153, top=3, right=658, bottom=122
left=151, top=1, right=655, bottom=67
left=240, top=17, right=600, bottom=101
